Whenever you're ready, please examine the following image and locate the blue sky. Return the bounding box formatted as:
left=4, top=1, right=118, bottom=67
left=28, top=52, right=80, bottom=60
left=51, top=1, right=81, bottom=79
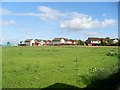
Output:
left=0, top=2, right=118, bottom=45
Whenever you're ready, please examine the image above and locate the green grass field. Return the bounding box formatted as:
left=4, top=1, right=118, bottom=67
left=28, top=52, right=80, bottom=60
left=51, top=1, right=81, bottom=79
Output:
left=2, top=46, right=118, bottom=88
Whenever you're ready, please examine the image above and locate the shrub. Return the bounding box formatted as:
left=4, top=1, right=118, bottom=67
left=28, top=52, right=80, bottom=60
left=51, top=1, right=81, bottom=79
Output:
left=80, top=74, right=92, bottom=85
left=106, top=51, right=118, bottom=56
left=92, top=69, right=110, bottom=81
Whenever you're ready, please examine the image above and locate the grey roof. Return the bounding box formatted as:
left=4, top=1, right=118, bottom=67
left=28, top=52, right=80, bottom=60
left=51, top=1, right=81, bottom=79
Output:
left=35, top=39, right=42, bottom=42
left=24, top=39, right=33, bottom=42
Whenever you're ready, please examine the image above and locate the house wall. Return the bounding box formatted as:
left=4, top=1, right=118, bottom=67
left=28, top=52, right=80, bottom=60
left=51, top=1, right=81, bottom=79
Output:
left=113, top=39, right=118, bottom=43
left=46, top=41, right=52, bottom=45
left=91, top=41, right=101, bottom=44
left=67, top=41, right=72, bottom=44
left=73, top=41, right=77, bottom=44
left=40, top=40, right=45, bottom=46
left=52, top=41, right=60, bottom=45
left=88, top=43, right=93, bottom=46
left=37, top=43, right=41, bottom=46
left=24, top=40, right=35, bottom=46
left=30, top=40, right=35, bottom=46
left=60, top=38, right=67, bottom=44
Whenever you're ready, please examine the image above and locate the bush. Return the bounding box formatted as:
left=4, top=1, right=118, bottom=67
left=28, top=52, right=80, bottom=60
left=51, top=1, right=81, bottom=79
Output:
left=106, top=51, right=118, bottom=56
left=92, top=69, right=110, bottom=81
left=80, top=74, right=92, bottom=85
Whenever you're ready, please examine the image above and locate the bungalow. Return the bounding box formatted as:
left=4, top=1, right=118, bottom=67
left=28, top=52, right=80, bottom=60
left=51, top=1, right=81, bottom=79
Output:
left=71, top=39, right=77, bottom=45
left=112, top=38, right=118, bottom=44
left=24, top=39, right=37, bottom=46
left=85, top=37, right=108, bottom=46
left=52, top=38, right=67, bottom=45
left=73, top=40, right=77, bottom=45
left=45, top=40, right=52, bottom=46
left=66, top=39, right=77, bottom=45
left=52, top=38, right=77, bottom=45
left=66, top=39, right=73, bottom=44
left=35, top=39, right=45, bottom=46
left=35, top=39, right=52, bottom=46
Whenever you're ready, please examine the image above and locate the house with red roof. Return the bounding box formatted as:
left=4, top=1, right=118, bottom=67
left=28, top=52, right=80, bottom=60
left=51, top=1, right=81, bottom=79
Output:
left=85, top=37, right=109, bottom=46
left=52, top=38, right=77, bottom=46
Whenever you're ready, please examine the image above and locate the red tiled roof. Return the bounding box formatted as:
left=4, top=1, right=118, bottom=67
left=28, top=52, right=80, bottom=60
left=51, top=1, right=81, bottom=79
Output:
left=52, top=38, right=70, bottom=41
left=87, top=37, right=107, bottom=41
left=64, top=38, right=69, bottom=41
left=52, top=38, right=63, bottom=41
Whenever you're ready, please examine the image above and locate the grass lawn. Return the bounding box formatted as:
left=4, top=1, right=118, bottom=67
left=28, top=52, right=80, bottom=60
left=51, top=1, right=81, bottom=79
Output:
left=2, top=46, right=118, bottom=88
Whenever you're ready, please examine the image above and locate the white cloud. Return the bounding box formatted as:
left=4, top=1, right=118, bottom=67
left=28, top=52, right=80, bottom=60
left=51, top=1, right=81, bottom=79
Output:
left=0, top=6, right=64, bottom=21
left=60, top=12, right=117, bottom=31
left=1, top=7, right=117, bottom=29
left=37, top=6, right=64, bottom=20
left=0, top=20, right=16, bottom=26
left=38, top=6, right=59, bottom=14
left=102, top=19, right=117, bottom=27
left=66, top=12, right=89, bottom=19
left=14, top=12, right=41, bottom=17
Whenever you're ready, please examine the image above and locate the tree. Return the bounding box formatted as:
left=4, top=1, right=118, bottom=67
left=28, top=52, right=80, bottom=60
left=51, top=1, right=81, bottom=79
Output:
left=106, top=39, right=113, bottom=46
left=101, top=40, right=107, bottom=46
left=77, top=40, right=84, bottom=45
left=7, top=42, right=10, bottom=46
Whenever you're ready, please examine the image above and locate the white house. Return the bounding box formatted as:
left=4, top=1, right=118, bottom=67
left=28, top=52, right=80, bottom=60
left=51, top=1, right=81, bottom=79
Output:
left=113, top=38, right=118, bottom=44
left=35, top=39, right=46, bottom=46
left=73, top=40, right=77, bottom=44
left=18, top=38, right=77, bottom=46
left=52, top=38, right=77, bottom=45
left=66, top=39, right=77, bottom=45
left=91, top=40, right=101, bottom=44
left=24, top=39, right=36, bottom=46
left=52, top=38, right=67, bottom=45
left=45, top=40, right=52, bottom=46
left=67, top=40, right=73, bottom=44
left=85, top=38, right=102, bottom=46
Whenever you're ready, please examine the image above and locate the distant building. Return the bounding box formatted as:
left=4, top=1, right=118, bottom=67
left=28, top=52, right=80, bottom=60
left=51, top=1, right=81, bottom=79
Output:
left=85, top=37, right=109, bottom=46
left=52, top=38, right=67, bottom=45
left=18, top=39, right=53, bottom=46
left=35, top=39, right=46, bottom=46
left=18, top=39, right=39, bottom=46
left=112, top=38, right=118, bottom=44
left=45, top=40, right=52, bottom=46
left=52, top=38, right=77, bottom=46
left=24, top=39, right=36, bottom=46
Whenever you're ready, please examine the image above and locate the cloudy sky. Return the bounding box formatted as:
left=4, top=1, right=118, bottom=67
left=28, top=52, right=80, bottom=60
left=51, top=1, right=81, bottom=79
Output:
left=0, top=2, right=118, bottom=45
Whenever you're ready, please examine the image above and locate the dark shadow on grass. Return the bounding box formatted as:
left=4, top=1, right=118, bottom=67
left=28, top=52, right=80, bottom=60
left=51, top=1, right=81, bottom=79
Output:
left=41, top=71, right=120, bottom=90
left=41, top=83, right=82, bottom=90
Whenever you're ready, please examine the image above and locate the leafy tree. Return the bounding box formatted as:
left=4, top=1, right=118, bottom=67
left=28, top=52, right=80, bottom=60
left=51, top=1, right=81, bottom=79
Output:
left=77, top=40, right=84, bottom=45
left=106, top=39, right=113, bottom=46
left=101, top=40, right=107, bottom=46
left=7, top=42, right=10, bottom=46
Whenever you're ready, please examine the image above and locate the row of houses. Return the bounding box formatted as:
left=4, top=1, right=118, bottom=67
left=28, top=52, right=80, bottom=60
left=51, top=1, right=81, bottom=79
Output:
left=18, top=37, right=119, bottom=46
left=85, top=37, right=119, bottom=46
left=18, top=38, right=77, bottom=46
